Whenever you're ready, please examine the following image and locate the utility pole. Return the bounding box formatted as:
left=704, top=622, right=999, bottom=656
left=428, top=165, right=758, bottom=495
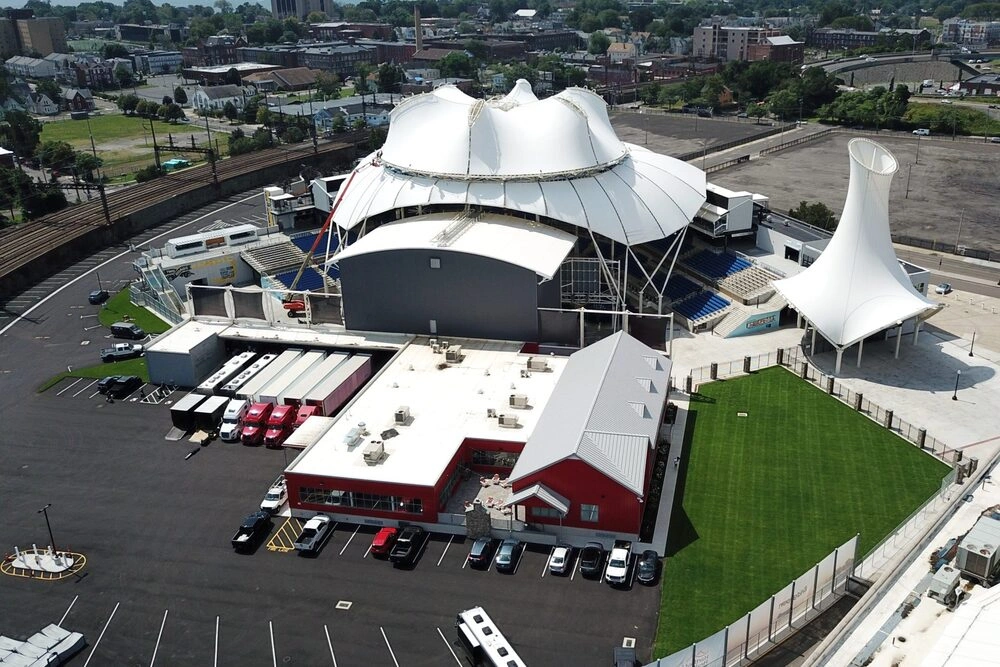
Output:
left=38, top=504, right=56, bottom=552
left=149, top=118, right=161, bottom=170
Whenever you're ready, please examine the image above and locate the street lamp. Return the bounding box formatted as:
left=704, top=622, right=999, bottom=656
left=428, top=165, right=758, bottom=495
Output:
left=952, top=369, right=961, bottom=400
left=37, top=504, right=56, bottom=552
left=969, top=330, right=976, bottom=357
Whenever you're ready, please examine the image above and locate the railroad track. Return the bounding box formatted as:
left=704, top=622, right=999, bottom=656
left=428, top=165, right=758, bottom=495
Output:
left=0, top=133, right=368, bottom=282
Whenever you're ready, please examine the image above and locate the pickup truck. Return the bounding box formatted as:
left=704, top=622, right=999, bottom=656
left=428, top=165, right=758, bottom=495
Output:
left=389, top=525, right=426, bottom=566
left=604, top=540, right=632, bottom=586
left=293, top=514, right=332, bottom=554
left=100, top=342, right=144, bottom=363
left=231, top=511, right=272, bottom=552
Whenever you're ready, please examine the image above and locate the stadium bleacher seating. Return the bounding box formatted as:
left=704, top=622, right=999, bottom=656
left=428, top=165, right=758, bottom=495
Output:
left=275, top=267, right=325, bottom=292
left=683, top=250, right=752, bottom=280
left=672, top=291, right=731, bottom=322
left=290, top=232, right=338, bottom=258
left=665, top=274, right=701, bottom=302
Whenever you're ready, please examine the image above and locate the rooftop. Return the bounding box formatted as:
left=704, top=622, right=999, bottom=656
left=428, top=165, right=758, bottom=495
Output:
left=287, top=338, right=569, bottom=487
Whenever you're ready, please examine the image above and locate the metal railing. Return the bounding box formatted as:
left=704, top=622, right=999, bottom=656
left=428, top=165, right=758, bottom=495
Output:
left=758, top=128, right=835, bottom=156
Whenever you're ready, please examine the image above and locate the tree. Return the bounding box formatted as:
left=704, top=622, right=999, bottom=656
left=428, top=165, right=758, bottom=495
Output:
left=330, top=115, right=347, bottom=134
left=164, top=103, right=185, bottom=122
left=747, top=104, right=767, bottom=124
left=117, top=93, right=140, bottom=114
left=767, top=89, right=799, bottom=121
left=157, top=103, right=169, bottom=119
left=588, top=32, right=611, bottom=55
left=214, top=0, right=233, bottom=13
left=22, top=185, right=67, bottom=219
left=35, top=78, right=62, bottom=104
left=256, top=106, right=272, bottom=126
left=75, top=152, right=104, bottom=182
left=315, top=71, right=341, bottom=99
left=161, top=95, right=173, bottom=106
left=438, top=52, right=474, bottom=78
left=102, top=42, right=130, bottom=59
left=305, top=10, right=327, bottom=22
left=36, top=140, right=76, bottom=170
left=223, top=101, right=238, bottom=122
left=377, top=63, right=405, bottom=94
left=173, top=86, right=188, bottom=105
left=789, top=201, right=837, bottom=231
left=115, top=64, right=135, bottom=89
left=463, top=38, right=488, bottom=62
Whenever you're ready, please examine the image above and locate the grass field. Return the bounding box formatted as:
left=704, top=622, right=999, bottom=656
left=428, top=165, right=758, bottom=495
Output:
left=39, top=357, right=149, bottom=392
left=655, top=367, right=949, bottom=656
left=98, top=289, right=170, bottom=334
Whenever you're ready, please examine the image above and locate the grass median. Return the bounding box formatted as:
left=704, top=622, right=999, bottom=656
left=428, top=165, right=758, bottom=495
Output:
left=39, top=357, right=149, bottom=393
left=98, top=288, right=170, bottom=334
left=655, top=366, right=949, bottom=656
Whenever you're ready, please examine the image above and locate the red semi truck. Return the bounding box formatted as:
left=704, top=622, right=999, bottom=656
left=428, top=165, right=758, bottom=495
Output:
left=263, top=404, right=297, bottom=449
left=241, top=402, right=273, bottom=446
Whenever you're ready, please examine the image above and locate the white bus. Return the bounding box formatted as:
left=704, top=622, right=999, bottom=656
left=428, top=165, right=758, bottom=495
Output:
left=455, top=607, right=526, bottom=667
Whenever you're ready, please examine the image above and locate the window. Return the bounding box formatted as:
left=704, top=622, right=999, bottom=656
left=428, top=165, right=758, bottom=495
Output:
left=532, top=507, right=562, bottom=519
left=580, top=504, right=599, bottom=522
left=298, top=487, right=422, bottom=514
left=472, top=449, right=518, bottom=468
left=429, top=257, right=441, bottom=269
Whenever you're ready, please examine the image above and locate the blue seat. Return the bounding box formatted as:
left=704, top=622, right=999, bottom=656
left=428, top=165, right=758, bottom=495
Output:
left=683, top=250, right=752, bottom=279
left=291, top=232, right=339, bottom=256
left=275, top=268, right=325, bottom=292
left=673, top=291, right=731, bottom=321
left=665, top=274, right=701, bottom=302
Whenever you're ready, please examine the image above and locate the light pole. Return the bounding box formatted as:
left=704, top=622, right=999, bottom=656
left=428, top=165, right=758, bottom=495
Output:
left=952, top=369, right=961, bottom=400
left=37, top=504, right=56, bottom=552
left=969, top=330, right=976, bottom=357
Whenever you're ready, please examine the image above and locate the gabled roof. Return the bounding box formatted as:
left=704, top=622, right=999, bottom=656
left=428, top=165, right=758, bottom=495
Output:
left=508, top=331, right=671, bottom=495
left=505, top=483, right=569, bottom=514
left=766, top=35, right=800, bottom=46
left=272, top=67, right=317, bottom=88
left=197, top=84, right=243, bottom=99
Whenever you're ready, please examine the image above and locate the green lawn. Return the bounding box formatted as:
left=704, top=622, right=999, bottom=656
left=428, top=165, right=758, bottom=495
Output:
left=98, top=288, right=170, bottom=334
left=655, top=367, right=949, bottom=656
left=39, top=357, right=149, bottom=392
left=40, top=114, right=183, bottom=146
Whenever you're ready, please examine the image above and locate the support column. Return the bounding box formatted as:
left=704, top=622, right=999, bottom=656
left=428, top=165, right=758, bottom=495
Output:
left=856, top=338, right=864, bottom=368
left=895, top=324, right=903, bottom=359
left=797, top=313, right=803, bottom=328
left=913, top=319, right=921, bottom=344
left=579, top=308, right=585, bottom=349
left=811, top=326, right=816, bottom=353
left=835, top=347, right=843, bottom=375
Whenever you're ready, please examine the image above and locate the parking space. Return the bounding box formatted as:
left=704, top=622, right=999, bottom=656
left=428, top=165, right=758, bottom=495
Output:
left=266, top=517, right=304, bottom=553
left=45, top=376, right=161, bottom=405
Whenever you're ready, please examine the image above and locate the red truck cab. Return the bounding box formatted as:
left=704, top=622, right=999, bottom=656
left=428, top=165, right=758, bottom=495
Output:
left=293, top=405, right=318, bottom=429
left=263, top=404, right=297, bottom=448
left=241, top=402, right=273, bottom=446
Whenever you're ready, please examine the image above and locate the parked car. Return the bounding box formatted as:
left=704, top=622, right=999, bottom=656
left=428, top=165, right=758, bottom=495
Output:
left=88, top=289, right=110, bottom=304
left=495, top=538, right=522, bottom=573
left=100, top=342, right=143, bottom=363
left=912, top=128, right=930, bottom=136
left=605, top=541, right=632, bottom=585
left=579, top=541, right=605, bottom=578
left=388, top=525, right=426, bottom=566
left=636, top=550, right=660, bottom=584
left=548, top=544, right=572, bottom=575
left=935, top=283, right=953, bottom=295
left=990, top=136, right=1000, bottom=143
left=614, top=646, right=639, bottom=667
left=110, top=321, right=146, bottom=340
left=369, top=527, right=398, bottom=558
left=467, top=537, right=494, bottom=568
left=97, top=375, right=142, bottom=399
left=293, top=515, right=332, bottom=554
left=259, top=477, right=287, bottom=514
left=231, top=511, right=272, bottom=552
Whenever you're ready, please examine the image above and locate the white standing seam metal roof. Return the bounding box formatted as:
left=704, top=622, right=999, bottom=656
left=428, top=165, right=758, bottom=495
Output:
left=330, top=213, right=576, bottom=279
left=508, top=331, right=671, bottom=495
left=505, top=483, right=570, bottom=515
left=329, top=81, right=706, bottom=247
left=921, top=585, right=1000, bottom=667
left=773, top=139, right=941, bottom=349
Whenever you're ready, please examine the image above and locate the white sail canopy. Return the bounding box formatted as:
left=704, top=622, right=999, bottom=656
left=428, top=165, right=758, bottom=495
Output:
left=773, top=139, right=941, bottom=349
left=331, top=81, right=706, bottom=246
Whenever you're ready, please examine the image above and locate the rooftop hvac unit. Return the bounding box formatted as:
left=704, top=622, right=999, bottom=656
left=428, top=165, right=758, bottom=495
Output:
left=956, top=516, right=1000, bottom=583
left=343, top=427, right=363, bottom=447
left=498, top=414, right=519, bottom=428
left=363, top=440, right=387, bottom=465
left=445, top=345, right=463, bottom=363
left=509, top=394, right=529, bottom=409
left=927, top=565, right=962, bottom=606
left=429, top=338, right=437, bottom=347
left=431, top=344, right=441, bottom=353
left=440, top=340, right=450, bottom=350
left=527, top=357, right=550, bottom=372
left=395, top=406, right=410, bottom=425
left=486, top=408, right=497, bottom=418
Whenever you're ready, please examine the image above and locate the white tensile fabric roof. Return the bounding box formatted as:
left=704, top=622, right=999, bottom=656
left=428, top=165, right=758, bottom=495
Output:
left=331, top=81, right=706, bottom=247
left=773, top=139, right=941, bottom=349
left=331, top=213, right=576, bottom=280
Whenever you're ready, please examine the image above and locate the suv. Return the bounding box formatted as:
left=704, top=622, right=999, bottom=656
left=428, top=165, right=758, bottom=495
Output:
left=97, top=375, right=142, bottom=399
left=495, top=538, right=522, bottom=573
left=110, top=322, right=146, bottom=340
left=467, top=537, right=494, bottom=568
left=259, top=477, right=287, bottom=514
left=88, top=289, right=110, bottom=304
left=579, top=541, right=604, bottom=578
left=388, top=525, right=426, bottom=566
left=100, top=342, right=143, bottom=363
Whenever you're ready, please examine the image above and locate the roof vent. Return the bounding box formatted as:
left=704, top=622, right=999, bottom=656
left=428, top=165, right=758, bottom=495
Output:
left=363, top=440, right=387, bottom=465
left=527, top=357, right=550, bottom=372
left=445, top=345, right=463, bottom=364
left=509, top=394, right=529, bottom=409
left=394, top=406, right=411, bottom=425
left=498, top=414, right=519, bottom=428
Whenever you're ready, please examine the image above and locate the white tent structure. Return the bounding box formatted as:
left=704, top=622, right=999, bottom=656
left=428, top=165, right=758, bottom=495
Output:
left=773, top=138, right=942, bottom=373
left=325, top=80, right=707, bottom=312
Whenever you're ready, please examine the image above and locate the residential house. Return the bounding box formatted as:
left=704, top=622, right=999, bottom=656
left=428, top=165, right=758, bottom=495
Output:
left=5, top=55, right=56, bottom=78
left=191, top=84, right=246, bottom=112
left=746, top=35, right=804, bottom=64
left=44, top=52, right=76, bottom=82
left=183, top=35, right=244, bottom=67
left=72, top=58, right=114, bottom=90
left=607, top=41, right=636, bottom=65
left=27, top=91, right=59, bottom=115
left=63, top=88, right=94, bottom=111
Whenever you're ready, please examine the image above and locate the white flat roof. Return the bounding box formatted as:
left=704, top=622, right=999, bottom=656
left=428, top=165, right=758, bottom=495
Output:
left=287, top=338, right=569, bottom=487
left=331, top=213, right=576, bottom=280
left=146, top=319, right=228, bottom=354
left=221, top=324, right=409, bottom=352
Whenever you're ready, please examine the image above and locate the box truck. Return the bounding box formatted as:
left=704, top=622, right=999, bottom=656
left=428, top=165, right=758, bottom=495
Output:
left=193, top=395, right=229, bottom=432
left=170, top=392, right=208, bottom=431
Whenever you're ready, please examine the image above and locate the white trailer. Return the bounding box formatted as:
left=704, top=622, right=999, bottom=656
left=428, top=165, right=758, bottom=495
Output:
left=258, top=351, right=325, bottom=405
left=281, top=352, right=348, bottom=406
left=304, top=354, right=372, bottom=416
left=236, top=349, right=302, bottom=403
left=283, top=416, right=336, bottom=450
left=219, top=353, right=277, bottom=396
left=196, top=351, right=256, bottom=395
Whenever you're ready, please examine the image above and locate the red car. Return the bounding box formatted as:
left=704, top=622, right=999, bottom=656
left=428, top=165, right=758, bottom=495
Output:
left=370, top=527, right=398, bottom=558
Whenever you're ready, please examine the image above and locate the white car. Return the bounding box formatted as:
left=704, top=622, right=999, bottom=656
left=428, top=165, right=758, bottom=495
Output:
left=548, top=545, right=571, bottom=575
left=605, top=545, right=631, bottom=585
left=259, top=478, right=287, bottom=514
left=293, top=515, right=332, bottom=553
left=935, top=283, right=953, bottom=295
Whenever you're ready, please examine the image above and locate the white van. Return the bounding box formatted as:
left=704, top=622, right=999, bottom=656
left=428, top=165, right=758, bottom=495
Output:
left=219, top=398, right=249, bottom=441
left=913, top=128, right=930, bottom=136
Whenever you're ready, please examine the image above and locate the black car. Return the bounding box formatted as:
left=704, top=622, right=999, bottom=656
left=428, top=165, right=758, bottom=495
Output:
left=88, top=289, right=110, bottom=305
left=494, top=538, right=522, bottom=573
left=231, top=511, right=272, bottom=552
left=97, top=375, right=142, bottom=399
left=579, top=541, right=605, bottom=578
left=636, top=550, right=659, bottom=584
left=388, top=525, right=426, bottom=566
left=467, top=537, right=494, bottom=568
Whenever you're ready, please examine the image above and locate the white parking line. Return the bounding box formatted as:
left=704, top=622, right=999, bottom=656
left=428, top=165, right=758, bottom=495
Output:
left=73, top=379, right=97, bottom=397
left=512, top=546, right=524, bottom=575
left=380, top=627, right=400, bottom=667
left=214, top=615, right=219, bottom=667
left=541, top=546, right=554, bottom=578
left=599, top=554, right=608, bottom=584
left=324, top=624, right=338, bottom=667
left=629, top=556, right=638, bottom=588
left=437, top=534, right=453, bottom=566
left=88, top=390, right=101, bottom=399
left=122, top=383, right=148, bottom=401
left=571, top=554, right=581, bottom=581
left=58, top=595, right=78, bottom=625
left=82, top=601, right=119, bottom=667
left=149, top=609, right=168, bottom=666
left=437, top=627, right=463, bottom=666
left=56, top=378, right=82, bottom=396
left=339, top=525, right=360, bottom=555
left=362, top=542, right=372, bottom=559
left=269, top=620, right=277, bottom=667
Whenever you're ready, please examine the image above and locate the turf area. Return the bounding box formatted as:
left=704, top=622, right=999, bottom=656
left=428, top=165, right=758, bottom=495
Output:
left=39, top=357, right=149, bottom=392
left=655, top=366, right=950, bottom=656
left=98, top=288, right=170, bottom=334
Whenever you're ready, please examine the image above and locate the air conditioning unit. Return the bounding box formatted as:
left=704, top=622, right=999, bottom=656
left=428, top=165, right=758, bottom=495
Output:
left=431, top=344, right=440, bottom=353
left=440, top=340, right=450, bottom=350
left=395, top=406, right=410, bottom=425
left=429, top=338, right=437, bottom=347
left=498, top=414, right=519, bottom=428
left=363, top=440, right=387, bottom=465
left=343, top=427, right=362, bottom=447
left=527, top=357, right=550, bottom=372
left=486, top=408, right=497, bottom=418
left=445, top=345, right=463, bottom=363
left=509, top=393, right=529, bottom=409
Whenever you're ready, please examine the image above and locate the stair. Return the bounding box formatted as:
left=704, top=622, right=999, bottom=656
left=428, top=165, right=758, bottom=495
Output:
left=712, top=306, right=750, bottom=338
